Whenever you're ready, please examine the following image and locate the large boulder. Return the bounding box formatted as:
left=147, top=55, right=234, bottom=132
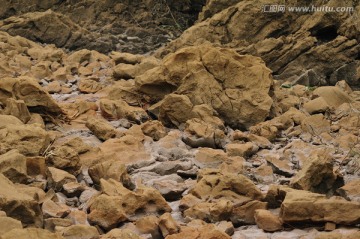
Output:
left=136, top=44, right=273, bottom=129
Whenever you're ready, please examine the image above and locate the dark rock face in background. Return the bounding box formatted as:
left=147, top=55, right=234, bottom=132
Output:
left=157, top=0, right=360, bottom=87
left=0, top=0, right=206, bottom=54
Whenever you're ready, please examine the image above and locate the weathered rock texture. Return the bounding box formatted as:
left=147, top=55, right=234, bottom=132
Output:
left=136, top=44, right=273, bottom=129
left=158, top=0, right=360, bottom=86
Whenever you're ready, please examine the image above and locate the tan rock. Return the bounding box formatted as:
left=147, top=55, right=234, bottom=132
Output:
left=62, top=182, right=86, bottom=197
left=0, top=76, right=62, bottom=113
left=66, top=49, right=92, bottom=67
left=191, top=104, right=224, bottom=128
left=141, top=120, right=167, bottom=141
left=262, top=151, right=294, bottom=177
left=215, top=221, right=234, bottom=236
left=313, top=86, right=352, bottom=108
left=31, top=61, right=52, bottom=79
left=89, top=182, right=171, bottom=230
left=78, top=66, right=93, bottom=76
left=231, top=200, right=267, bottom=225
left=280, top=190, right=360, bottom=225
left=52, top=67, right=68, bottom=82
left=290, top=150, right=340, bottom=193
left=98, top=135, right=151, bottom=165
left=1, top=228, right=64, bottom=239
left=337, top=179, right=360, bottom=202
left=135, top=215, right=160, bottom=238
left=0, top=115, right=23, bottom=128
left=194, top=147, right=228, bottom=168
left=247, top=135, right=272, bottom=150
left=67, top=210, right=88, bottom=225
left=102, top=229, right=141, bottom=239
left=253, top=165, right=274, bottom=184
left=301, top=113, right=331, bottom=135
left=250, top=108, right=306, bottom=140
left=303, top=97, right=330, bottom=114
left=0, top=124, right=51, bottom=156
left=254, top=209, right=283, bottom=232
left=42, top=199, right=70, bottom=219
left=136, top=44, right=273, bottom=129
left=89, top=161, right=131, bottom=187
left=158, top=213, right=179, bottom=237
left=78, top=79, right=102, bottom=93
left=88, top=194, right=127, bottom=230
left=315, top=231, right=350, bottom=239
left=27, top=113, right=46, bottom=128
left=324, top=222, right=336, bottom=231
left=165, top=224, right=231, bottom=239
left=113, top=63, right=138, bottom=80
left=46, top=167, right=77, bottom=191
left=112, top=56, right=159, bottom=80
left=181, top=196, right=205, bottom=212
left=158, top=0, right=359, bottom=88
left=85, top=117, right=116, bottom=141
left=100, top=179, right=130, bottom=198
left=26, top=156, right=46, bottom=176
left=0, top=150, right=28, bottom=183
left=219, top=156, right=246, bottom=174
left=226, top=142, right=258, bottom=158
left=46, top=146, right=80, bottom=174
left=45, top=81, right=62, bottom=94
left=335, top=80, right=353, bottom=94
left=60, top=225, right=100, bottom=239
left=152, top=176, right=187, bottom=201
left=158, top=94, right=194, bottom=127
left=104, top=80, right=140, bottom=105
left=63, top=137, right=92, bottom=155
left=183, top=118, right=225, bottom=148
left=189, top=169, right=263, bottom=202
left=184, top=199, right=233, bottom=222
left=111, top=52, right=144, bottom=65
left=277, top=94, right=300, bottom=113
left=0, top=216, right=23, bottom=235
left=61, top=100, right=98, bottom=120
left=99, top=98, right=148, bottom=123
left=3, top=98, right=31, bottom=123
left=0, top=173, right=43, bottom=227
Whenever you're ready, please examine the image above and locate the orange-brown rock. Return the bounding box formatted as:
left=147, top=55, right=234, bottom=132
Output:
left=254, top=209, right=283, bottom=232
left=136, top=44, right=273, bottom=129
